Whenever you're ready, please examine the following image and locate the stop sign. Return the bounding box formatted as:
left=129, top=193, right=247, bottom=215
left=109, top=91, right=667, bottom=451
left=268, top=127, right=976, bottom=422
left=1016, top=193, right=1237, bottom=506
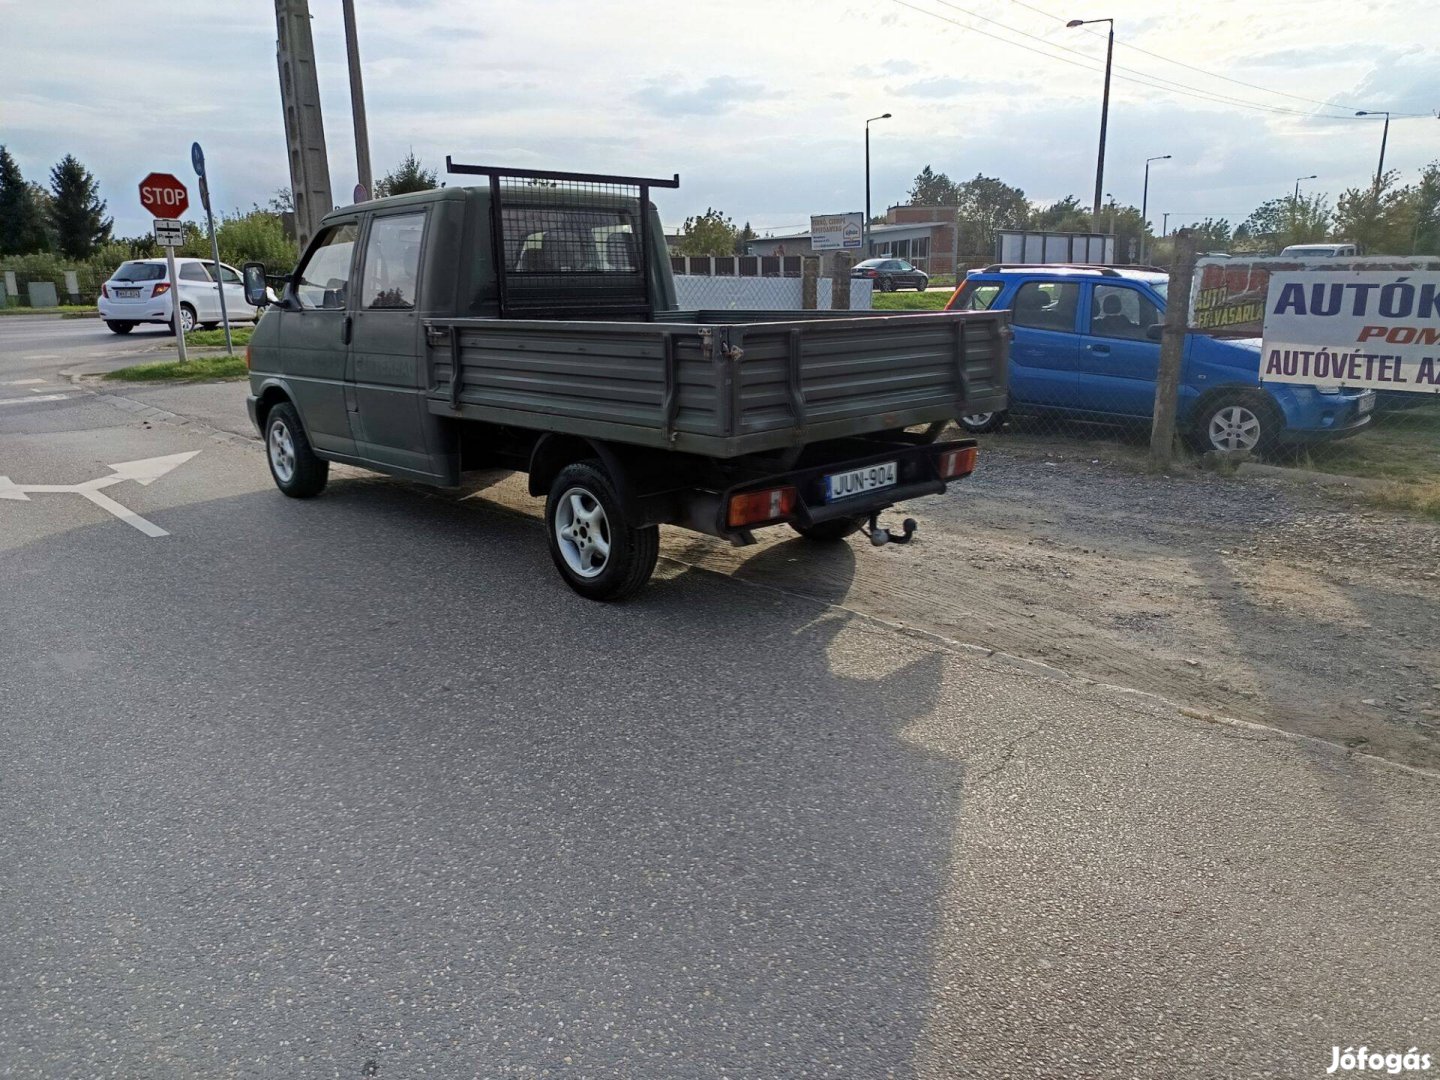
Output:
left=139, top=172, right=189, bottom=219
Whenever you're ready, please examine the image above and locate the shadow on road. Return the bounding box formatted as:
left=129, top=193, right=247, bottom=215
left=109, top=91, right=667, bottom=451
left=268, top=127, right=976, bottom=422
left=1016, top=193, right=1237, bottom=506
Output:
left=1, top=475, right=964, bottom=1078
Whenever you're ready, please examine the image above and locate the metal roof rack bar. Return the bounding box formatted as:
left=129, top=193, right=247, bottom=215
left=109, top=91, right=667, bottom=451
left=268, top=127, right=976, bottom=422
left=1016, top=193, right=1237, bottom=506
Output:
left=445, top=157, right=680, bottom=189
left=979, top=263, right=1122, bottom=276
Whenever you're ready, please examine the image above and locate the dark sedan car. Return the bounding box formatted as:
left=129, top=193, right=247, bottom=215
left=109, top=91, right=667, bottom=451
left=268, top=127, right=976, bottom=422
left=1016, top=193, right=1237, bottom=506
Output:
left=852, top=258, right=929, bottom=292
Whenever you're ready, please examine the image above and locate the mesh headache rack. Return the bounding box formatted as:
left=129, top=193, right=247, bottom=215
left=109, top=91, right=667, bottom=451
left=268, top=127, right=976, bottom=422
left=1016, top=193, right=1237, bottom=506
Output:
left=445, top=158, right=680, bottom=321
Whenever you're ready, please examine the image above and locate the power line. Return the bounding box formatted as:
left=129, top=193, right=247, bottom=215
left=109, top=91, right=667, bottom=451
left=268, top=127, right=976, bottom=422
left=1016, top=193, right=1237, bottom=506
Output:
left=912, top=0, right=1355, bottom=119
left=1002, top=0, right=1432, bottom=118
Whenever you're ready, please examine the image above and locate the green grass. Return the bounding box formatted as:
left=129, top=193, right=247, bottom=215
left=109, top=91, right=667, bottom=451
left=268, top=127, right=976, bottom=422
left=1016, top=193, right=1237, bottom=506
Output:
left=872, top=291, right=951, bottom=311
left=104, top=354, right=249, bottom=382
left=1296, top=403, right=1440, bottom=484
left=0, top=304, right=97, bottom=316
left=185, top=325, right=254, bottom=348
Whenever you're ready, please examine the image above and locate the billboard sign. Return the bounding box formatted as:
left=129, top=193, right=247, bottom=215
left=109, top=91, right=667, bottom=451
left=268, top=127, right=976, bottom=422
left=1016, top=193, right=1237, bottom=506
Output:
left=810, top=212, right=863, bottom=251
left=1259, top=269, right=1440, bottom=394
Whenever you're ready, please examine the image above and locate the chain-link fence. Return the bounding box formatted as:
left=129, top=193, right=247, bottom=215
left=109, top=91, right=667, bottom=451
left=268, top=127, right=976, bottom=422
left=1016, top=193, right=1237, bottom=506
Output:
left=1, top=264, right=116, bottom=307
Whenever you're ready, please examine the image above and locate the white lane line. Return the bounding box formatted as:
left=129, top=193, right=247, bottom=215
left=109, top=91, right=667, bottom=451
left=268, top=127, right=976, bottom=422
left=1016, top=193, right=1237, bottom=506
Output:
left=0, top=394, right=69, bottom=406
left=0, top=378, right=47, bottom=386
left=76, top=487, right=170, bottom=537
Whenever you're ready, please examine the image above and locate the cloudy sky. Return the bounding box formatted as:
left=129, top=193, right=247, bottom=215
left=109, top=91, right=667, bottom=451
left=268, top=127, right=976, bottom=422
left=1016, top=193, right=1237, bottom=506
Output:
left=3, top=0, right=1437, bottom=240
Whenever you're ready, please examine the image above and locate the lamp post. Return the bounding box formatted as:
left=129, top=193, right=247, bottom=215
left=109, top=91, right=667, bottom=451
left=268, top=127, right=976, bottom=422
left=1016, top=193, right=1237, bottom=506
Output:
left=864, top=113, right=892, bottom=257
left=1293, top=174, right=1317, bottom=201
left=1355, top=110, right=1391, bottom=191
left=1068, top=16, right=1115, bottom=224
left=1141, top=154, right=1171, bottom=263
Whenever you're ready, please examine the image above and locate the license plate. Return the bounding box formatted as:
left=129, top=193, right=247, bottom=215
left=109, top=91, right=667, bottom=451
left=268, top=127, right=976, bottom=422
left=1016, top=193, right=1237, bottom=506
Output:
left=825, top=461, right=897, bottom=502
left=116, top=288, right=140, bottom=298
left=1358, top=394, right=1375, bottom=414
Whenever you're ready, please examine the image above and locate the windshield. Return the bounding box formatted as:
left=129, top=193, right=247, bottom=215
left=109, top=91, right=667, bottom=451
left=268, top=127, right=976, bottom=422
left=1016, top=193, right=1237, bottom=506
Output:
left=112, top=262, right=166, bottom=282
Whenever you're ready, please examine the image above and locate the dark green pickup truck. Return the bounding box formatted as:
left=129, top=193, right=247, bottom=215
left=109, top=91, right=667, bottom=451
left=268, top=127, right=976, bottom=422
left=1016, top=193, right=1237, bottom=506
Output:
left=242, top=164, right=1008, bottom=600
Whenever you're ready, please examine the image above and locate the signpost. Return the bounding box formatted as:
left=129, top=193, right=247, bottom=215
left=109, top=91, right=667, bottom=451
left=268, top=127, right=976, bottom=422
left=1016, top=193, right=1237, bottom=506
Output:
left=810, top=213, right=863, bottom=252
left=191, top=142, right=233, bottom=355
left=139, top=172, right=190, bottom=362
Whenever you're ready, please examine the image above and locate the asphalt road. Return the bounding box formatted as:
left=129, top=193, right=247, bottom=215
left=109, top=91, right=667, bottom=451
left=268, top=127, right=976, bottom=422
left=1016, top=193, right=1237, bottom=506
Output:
left=2, top=319, right=1438, bottom=1078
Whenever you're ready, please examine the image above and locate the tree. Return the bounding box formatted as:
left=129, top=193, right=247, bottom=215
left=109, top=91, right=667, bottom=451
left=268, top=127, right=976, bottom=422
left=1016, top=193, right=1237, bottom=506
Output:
left=1032, top=195, right=1089, bottom=231
left=908, top=165, right=958, bottom=207
left=1234, top=193, right=1330, bottom=252
left=1333, top=170, right=1418, bottom=255
left=1187, top=217, right=1233, bottom=252
left=218, top=206, right=298, bottom=267
left=954, top=173, right=1029, bottom=254
left=374, top=151, right=438, bottom=197
left=47, top=154, right=111, bottom=258
left=674, top=208, right=737, bottom=257
left=734, top=221, right=756, bottom=256
left=1406, top=160, right=1440, bottom=256
left=0, top=146, right=49, bottom=255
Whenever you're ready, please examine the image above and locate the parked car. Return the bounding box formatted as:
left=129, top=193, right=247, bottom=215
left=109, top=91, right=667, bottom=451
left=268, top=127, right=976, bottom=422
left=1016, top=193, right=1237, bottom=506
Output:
left=946, top=264, right=1375, bottom=454
left=98, top=257, right=258, bottom=335
left=240, top=166, right=1008, bottom=600
left=852, top=257, right=929, bottom=292
left=1278, top=243, right=1359, bottom=257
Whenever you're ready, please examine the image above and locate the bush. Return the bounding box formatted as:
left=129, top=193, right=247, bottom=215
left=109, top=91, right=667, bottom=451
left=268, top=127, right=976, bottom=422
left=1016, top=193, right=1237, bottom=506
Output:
left=216, top=209, right=296, bottom=269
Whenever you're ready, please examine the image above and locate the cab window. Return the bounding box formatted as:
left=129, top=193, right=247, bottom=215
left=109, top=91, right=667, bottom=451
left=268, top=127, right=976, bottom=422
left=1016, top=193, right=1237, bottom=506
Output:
left=1011, top=281, right=1080, bottom=332
left=293, top=223, right=359, bottom=310
left=360, top=212, right=426, bottom=309
left=1090, top=284, right=1160, bottom=341
left=952, top=282, right=1001, bottom=310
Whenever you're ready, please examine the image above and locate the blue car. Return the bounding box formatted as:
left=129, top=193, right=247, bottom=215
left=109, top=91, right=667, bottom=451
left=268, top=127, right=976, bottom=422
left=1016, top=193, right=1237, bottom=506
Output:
left=947, top=265, right=1375, bottom=453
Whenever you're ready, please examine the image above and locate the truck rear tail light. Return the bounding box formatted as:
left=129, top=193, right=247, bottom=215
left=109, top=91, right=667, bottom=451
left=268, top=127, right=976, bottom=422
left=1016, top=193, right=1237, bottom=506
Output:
left=727, top=485, right=797, bottom=528
left=935, top=446, right=977, bottom=480
left=152, top=283, right=171, bottom=297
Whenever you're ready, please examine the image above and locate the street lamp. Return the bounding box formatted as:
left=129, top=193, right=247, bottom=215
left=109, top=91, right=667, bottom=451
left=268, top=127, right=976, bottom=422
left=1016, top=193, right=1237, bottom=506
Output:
left=1355, top=111, right=1391, bottom=191
left=1141, top=154, right=1171, bottom=263
left=1068, top=16, right=1115, bottom=224
left=1105, top=192, right=1116, bottom=237
left=1293, top=174, right=1317, bottom=200
left=865, top=113, right=892, bottom=257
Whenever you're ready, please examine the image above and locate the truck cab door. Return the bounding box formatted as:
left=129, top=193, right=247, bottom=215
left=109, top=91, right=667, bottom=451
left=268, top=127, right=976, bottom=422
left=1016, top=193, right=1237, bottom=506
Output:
left=1005, top=279, right=1085, bottom=409
left=1078, top=283, right=1164, bottom=417
left=346, top=209, right=443, bottom=480
left=282, top=220, right=360, bottom=456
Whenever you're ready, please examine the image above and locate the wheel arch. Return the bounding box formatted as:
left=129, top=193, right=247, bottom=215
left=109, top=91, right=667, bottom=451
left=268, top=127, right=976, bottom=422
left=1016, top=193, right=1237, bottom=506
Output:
left=1186, top=383, right=1286, bottom=430
left=253, top=380, right=302, bottom=436
left=527, top=434, right=638, bottom=513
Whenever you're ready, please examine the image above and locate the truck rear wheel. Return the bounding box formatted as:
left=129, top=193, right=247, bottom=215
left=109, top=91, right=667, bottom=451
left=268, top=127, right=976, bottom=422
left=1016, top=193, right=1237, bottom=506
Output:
left=264, top=402, right=329, bottom=498
left=545, top=461, right=658, bottom=601
left=790, top=516, right=866, bottom=542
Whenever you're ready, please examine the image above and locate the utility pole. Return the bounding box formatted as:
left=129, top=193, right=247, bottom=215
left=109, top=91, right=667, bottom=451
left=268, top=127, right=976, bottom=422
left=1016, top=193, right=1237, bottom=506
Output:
left=1356, top=111, right=1390, bottom=191
left=1141, top=154, right=1170, bottom=263
left=274, top=0, right=334, bottom=250
left=1068, top=16, right=1115, bottom=224
left=1150, top=228, right=1196, bottom=468
left=342, top=0, right=373, bottom=200
left=864, top=113, right=891, bottom=257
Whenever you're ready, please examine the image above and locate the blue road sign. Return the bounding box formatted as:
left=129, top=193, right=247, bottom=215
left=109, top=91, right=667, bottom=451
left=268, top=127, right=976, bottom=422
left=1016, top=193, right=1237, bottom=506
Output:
left=191, top=142, right=206, bottom=178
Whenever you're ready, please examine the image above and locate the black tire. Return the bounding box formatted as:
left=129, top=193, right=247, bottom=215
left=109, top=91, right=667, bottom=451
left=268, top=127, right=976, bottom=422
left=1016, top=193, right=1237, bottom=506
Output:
left=1188, top=393, right=1282, bottom=456
left=105, top=320, right=134, bottom=334
left=545, top=460, right=659, bottom=601
left=264, top=402, right=329, bottom=498
left=915, top=279, right=929, bottom=292
left=879, top=277, right=896, bottom=293
left=201, top=322, right=218, bottom=331
left=790, top=516, right=867, bottom=542
left=958, top=410, right=1007, bottom=434
left=170, top=303, right=198, bottom=336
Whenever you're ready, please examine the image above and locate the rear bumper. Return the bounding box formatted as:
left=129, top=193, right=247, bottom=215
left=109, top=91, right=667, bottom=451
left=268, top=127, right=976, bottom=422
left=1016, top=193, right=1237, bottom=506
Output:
left=98, top=295, right=172, bottom=323
left=712, top=435, right=976, bottom=541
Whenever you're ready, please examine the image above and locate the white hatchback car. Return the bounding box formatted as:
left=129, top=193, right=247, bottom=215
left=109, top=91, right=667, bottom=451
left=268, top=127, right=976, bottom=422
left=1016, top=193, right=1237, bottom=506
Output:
left=98, top=257, right=259, bottom=335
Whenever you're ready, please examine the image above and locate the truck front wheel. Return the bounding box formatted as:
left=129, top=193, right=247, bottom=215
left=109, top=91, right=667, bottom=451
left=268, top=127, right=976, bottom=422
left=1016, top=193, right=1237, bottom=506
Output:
left=545, top=461, right=658, bottom=601
left=264, top=402, right=329, bottom=498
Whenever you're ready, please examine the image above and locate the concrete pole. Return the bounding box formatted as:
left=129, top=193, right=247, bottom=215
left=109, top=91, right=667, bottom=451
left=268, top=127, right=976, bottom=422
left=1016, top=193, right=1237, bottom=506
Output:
left=342, top=0, right=373, bottom=199
left=275, top=0, right=334, bottom=250
left=1092, top=22, right=1114, bottom=223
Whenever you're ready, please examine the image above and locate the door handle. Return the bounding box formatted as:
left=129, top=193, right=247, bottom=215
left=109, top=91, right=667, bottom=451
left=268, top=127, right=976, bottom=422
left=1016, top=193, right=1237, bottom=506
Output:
left=1088, top=343, right=1110, bottom=354
left=342, top=315, right=352, bottom=345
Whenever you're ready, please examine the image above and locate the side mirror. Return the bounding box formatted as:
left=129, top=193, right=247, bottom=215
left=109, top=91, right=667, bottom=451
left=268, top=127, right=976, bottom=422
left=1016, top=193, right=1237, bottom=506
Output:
left=1146, top=324, right=1164, bottom=342
left=242, top=262, right=269, bottom=307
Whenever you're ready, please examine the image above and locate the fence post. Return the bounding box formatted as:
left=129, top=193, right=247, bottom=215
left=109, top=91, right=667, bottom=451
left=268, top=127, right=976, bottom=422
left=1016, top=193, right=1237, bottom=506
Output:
left=829, top=253, right=852, bottom=309
left=1150, top=228, right=1196, bottom=468
left=801, top=256, right=819, bottom=310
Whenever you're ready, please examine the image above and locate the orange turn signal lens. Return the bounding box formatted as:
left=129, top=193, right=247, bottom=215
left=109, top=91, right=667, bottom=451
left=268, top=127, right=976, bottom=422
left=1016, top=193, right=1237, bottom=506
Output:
left=936, top=446, right=978, bottom=480
left=727, top=485, right=797, bottom=528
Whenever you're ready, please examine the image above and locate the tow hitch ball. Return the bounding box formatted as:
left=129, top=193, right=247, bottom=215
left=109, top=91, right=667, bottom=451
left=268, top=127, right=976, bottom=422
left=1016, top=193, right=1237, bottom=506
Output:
left=865, top=514, right=917, bottom=546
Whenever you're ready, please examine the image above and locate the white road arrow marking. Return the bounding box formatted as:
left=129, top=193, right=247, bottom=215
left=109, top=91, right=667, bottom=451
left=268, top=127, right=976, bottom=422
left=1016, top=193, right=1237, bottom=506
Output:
left=0, top=394, right=69, bottom=406
left=0, top=452, right=201, bottom=536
